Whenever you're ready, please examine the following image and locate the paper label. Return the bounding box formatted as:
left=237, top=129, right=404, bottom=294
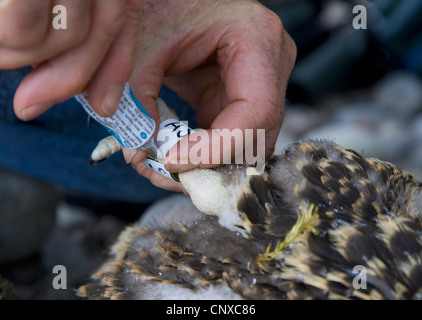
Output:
left=75, top=83, right=155, bottom=149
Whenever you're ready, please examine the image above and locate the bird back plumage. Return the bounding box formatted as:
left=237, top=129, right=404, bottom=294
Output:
left=79, top=140, right=422, bottom=300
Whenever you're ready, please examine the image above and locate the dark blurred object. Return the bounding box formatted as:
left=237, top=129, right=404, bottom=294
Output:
left=288, top=26, right=368, bottom=103
left=0, top=274, right=14, bottom=300
left=0, top=167, right=59, bottom=265
left=262, top=0, right=422, bottom=104
left=370, top=0, right=422, bottom=75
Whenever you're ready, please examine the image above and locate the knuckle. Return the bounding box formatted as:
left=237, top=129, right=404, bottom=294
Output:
left=101, top=18, right=124, bottom=41
left=99, top=2, right=127, bottom=39
left=250, top=3, right=283, bottom=35
left=260, top=8, right=297, bottom=70
left=63, top=9, right=91, bottom=47
left=0, top=21, right=47, bottom=49
left=0, top=4, right=49, bottom=48
left=126, top=0, right=142, bottom=21
left=58, top=25, right=88, bottom=50
left=263, top=7, right=283, bottom=31
left=284, top=32, right=297, bottom=70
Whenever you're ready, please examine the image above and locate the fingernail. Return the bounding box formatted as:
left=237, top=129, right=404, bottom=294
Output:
left=101, top=84, right=124, bottom=116
left=21, top=102, right=52, bottom=121
left=123, top=148, right=139, bottom=164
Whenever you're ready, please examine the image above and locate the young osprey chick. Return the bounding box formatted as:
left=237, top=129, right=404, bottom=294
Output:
left=79, top=139, right=422, bottom=300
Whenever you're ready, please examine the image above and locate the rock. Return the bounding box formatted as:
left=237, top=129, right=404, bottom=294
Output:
left=372, top=71, right=422, bottom=116
left=374, top=118, right=412, bottom=163
left=0, top=168, right=60, bottom=264
left=31, top=203, right=125, bottom=299
left=41, top=228, right=94, bottom=295
left=54, top=202, right=95, bottom=230
left=282, top=105, right=328, bottom=137
left=331, top=102, right=384, bottom=125
left=409, top=114, right=422, bottom=142
left=318, top=0, right=353, bottom=30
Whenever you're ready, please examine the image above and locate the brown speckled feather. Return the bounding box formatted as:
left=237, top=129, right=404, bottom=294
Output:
left=79, top=140, right=422, bottom=300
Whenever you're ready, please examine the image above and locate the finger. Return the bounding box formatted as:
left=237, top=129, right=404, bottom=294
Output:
left=165, top=14, right=296, bottom=172
left=207, top=23, right=295, bottom=159
left=129, top=61, right=167, bottom=136
left=123, top=147, right=185, bottom=192
left=164, top=106, right=280, bottom=173
left=164, top=126, right=252, bottom=173
left=0, top=0, right=51, bottom=49
left=163, top=62, right=221, bottom=112
left=127, top=7, right=184, bottom=135
left=13, top=0, right=127, bottom=121
left=134, top=162, right=185, bottom=193
left=0, top=0, right=92, bottom=69
left=86, top=0, right=142, bottom=117
left=122, top=147, right=147, bottom=166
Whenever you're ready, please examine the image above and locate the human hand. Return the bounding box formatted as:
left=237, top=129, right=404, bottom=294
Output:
left=123, top=0, right=296, bottom=192
left=1, top=0, right=142, bottom=120
left=2, top=0, right=296, bottom=194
